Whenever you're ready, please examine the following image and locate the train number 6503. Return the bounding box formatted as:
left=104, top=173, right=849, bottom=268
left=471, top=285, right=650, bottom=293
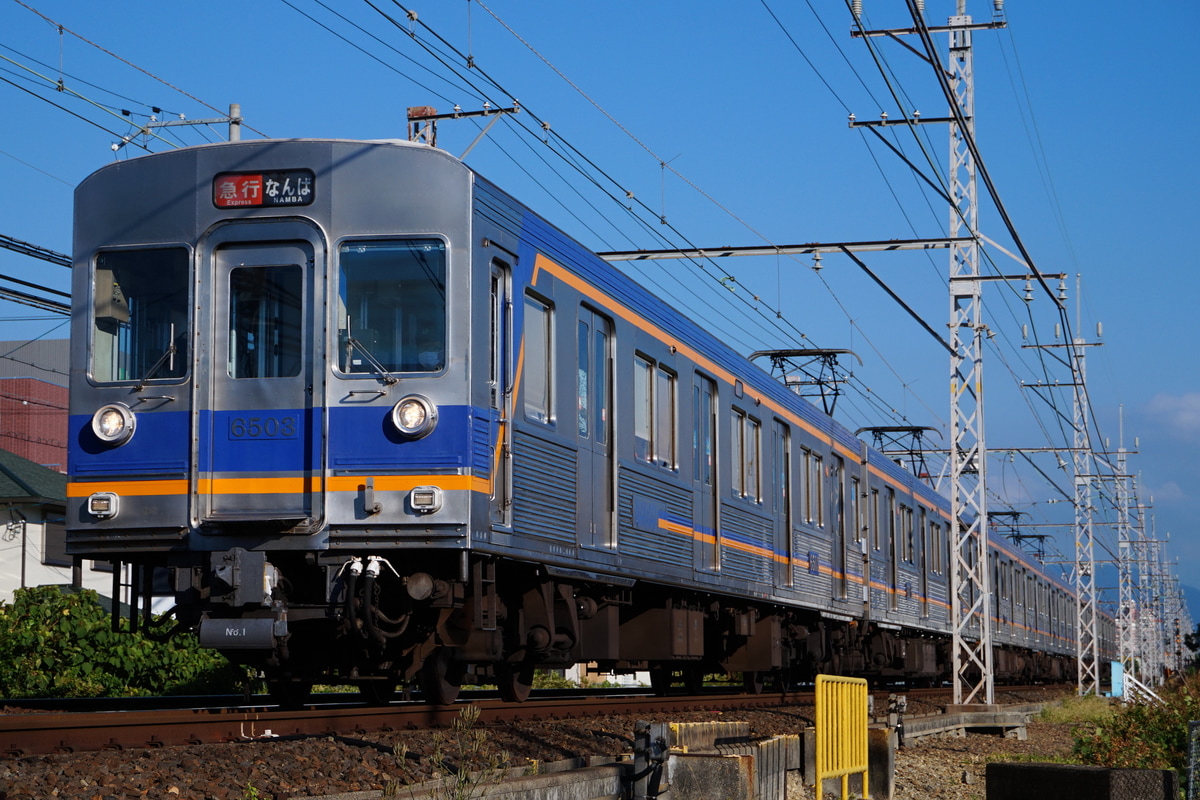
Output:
left=228, top=415, right=298, bottom=440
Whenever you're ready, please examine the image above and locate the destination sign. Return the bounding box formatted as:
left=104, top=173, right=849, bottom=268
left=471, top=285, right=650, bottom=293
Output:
left=213, top=169, right=315, bottom=208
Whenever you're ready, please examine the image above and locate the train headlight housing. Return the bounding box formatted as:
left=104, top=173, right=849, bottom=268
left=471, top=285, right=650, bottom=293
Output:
left=87, top=492, right=120, bottom=519
left=409, top=486, right=443, bottom=514
left=391, top=395, right=438, bottom=439
left=91, top=403, right=136, bottom=446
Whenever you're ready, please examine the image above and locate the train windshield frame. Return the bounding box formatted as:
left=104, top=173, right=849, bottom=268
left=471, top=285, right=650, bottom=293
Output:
left=335, top=238, right=447, bottom=376
left=90, top=247, right=190, bottom=385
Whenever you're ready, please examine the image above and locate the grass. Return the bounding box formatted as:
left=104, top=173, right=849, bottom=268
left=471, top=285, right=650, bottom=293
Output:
left=1035, top=693, right=1116, bottom=725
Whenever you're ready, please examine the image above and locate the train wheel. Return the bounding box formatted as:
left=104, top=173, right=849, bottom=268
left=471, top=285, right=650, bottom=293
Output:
left=498, top=662, right=535, bottom=703
left=742, top=671, right=765, bottom=694
left=268, top=679, right=313, bottom=709
left=422, top=647, right=464, bottom=705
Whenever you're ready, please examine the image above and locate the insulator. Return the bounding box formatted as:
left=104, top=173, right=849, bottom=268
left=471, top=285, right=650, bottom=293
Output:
left=1021, top=324, right=1028, bottom=340
left=1096, top=321, right=1103, bottom=338
left=916, top=0, right=925, bottom=12
left=1054, top=323, right=1061, bottom=340
left=1057, top=278, right=1068, bottom=301
left=1023, top=280, right=1033, bottom=303
left=852, top=0, right=862, bottom=17
left=994, top=0, right=1005, bottom=13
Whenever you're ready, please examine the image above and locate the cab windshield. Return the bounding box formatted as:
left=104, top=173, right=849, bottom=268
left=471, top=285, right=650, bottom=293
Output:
left=91, top=248, right=190, bottom=383
left=336, top=239, right=447, bottom=375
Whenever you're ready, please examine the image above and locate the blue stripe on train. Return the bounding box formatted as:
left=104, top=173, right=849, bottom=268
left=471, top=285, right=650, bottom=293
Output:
left=69, top=404, right=490, bottom=477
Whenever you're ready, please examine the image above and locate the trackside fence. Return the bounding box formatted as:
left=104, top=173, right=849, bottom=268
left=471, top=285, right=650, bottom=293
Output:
left=1189, top=720, right=1199, bottom=800
left=816, top=673, right=870, bottom=800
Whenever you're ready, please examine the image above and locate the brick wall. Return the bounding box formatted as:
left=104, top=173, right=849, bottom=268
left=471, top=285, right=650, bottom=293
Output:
left=0, top=378, right=68, bottom=472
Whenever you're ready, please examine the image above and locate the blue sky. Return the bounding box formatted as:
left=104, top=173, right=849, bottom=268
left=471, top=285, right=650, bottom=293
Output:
left=3, top=1, right=1198, bottom=629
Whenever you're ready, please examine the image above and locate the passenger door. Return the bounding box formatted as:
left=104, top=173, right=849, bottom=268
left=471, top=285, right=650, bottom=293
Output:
left=576, top=307, right=614, bottom=548
left=489, top=261, right=513, bottom=528
left=200, top=227, right=323, bottom=529
left=693, top=374, right=719, bottom=576
left=772, top=420, right=793, bottom=587
left=832, top=456, right=847, bottom=600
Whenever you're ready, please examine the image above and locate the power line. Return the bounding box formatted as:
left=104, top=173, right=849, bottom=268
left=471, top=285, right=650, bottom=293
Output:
left=11, top=0, right=269, bottom=137
left=0, top=235, right=70, bottom=267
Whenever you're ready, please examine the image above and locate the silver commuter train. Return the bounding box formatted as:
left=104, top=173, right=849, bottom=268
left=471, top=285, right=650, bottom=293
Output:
left=67, top=138, right=1104, bottom=703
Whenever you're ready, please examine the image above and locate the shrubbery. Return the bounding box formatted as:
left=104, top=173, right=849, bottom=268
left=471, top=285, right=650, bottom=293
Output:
left=0, top=585, right=243, bottom=698
left=1071, top=672, right=1200, bottom=777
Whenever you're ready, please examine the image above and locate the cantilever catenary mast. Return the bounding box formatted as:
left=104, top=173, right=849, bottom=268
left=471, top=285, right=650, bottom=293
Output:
left=856, top=0, right=1004, bottom=707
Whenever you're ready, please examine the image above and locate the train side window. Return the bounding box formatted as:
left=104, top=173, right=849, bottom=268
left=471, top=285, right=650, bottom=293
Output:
left=885, top=488, right=896, bottom=554
left=594, top=325, right=610, bottom=445
left=900, top=504, right=914, bottom=562
left=810, top=453, right=824, bottom=526
left=633, top=355, right=676, bottom=469
left=729, top=409, right=761, bottom=501
left=850, top=477, right=862, bottom=542
left=918, top=506, right=927, bottom=565
left=870, top=488, right=880, bottom=551
left=92, top=247, right=190, bottom=384
left=746, top=416, right=760, bottom=501
left=523, top=294, right=553, bottom=424
left=634, top=356, right=652, bottom=461
left=337, top=239, right=446, bottom=374
left=577, top=320, right=590, bottom=438
left=655, top=367, right=676, bottom=469
left=800, top=448, right=811, bottom=522
left=930, top=521, right=942, bottom=573
left=731, top=408, right=745, bottom=497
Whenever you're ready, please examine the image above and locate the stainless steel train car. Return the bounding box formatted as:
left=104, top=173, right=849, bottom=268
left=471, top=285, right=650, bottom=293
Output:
left=67, top=138, right=1108, bottom=703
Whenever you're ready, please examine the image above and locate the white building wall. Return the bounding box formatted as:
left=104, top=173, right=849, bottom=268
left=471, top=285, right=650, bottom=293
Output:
left=0, top=513, right=114, bottom=605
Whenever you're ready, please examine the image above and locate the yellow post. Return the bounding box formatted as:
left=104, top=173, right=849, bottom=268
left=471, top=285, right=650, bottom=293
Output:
left=815, top=673, right=870, bottom=799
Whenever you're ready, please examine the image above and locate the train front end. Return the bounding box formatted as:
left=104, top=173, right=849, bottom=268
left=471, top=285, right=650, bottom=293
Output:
left=67, top=139, right=491, bottom=701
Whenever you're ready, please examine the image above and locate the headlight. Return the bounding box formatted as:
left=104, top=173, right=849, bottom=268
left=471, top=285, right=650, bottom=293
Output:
left=91, top=403, right=136, bottom=445
left=390, top=395, right=438, bottom=438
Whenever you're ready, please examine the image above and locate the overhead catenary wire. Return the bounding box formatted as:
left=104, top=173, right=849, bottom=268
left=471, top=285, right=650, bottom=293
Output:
left=364, top=0, right=931, bottom=429
left=12, top=0, right=270, bottom=138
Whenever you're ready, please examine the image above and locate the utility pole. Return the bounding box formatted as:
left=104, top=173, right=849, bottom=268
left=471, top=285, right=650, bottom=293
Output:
left=113, top=103, right=243, bottom=152
left=1026, top=280, right=1103, bottom=696
left=1116, top=410, right=1137, bottom=687
left=1071, top=333, right=1100, bottom=695
left=851, top=0, right=1006, bottom=705
left=943, top=2, right=995, bottom=707
left=406, top=104, right=520, bottom=158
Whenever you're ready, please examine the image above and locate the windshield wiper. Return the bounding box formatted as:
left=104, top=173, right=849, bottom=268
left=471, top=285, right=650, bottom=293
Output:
left=135, top=323, right=177, bottom=390
left=344, top=316, right=398, bottom=385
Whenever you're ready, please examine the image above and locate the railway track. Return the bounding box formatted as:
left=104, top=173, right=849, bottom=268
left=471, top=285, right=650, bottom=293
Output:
left=0, top=684, right=1071, bottom=757
left=0, top=690, right=788, bottom=756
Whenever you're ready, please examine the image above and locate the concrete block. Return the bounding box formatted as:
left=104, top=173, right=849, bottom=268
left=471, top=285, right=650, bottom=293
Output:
left=868, top=727, right=896, bottom=800
left=670, top=752, right=755, bottom=800
left=669, top=720, right=751, bottom=752
left=800, top=726, right=895, bottom=800
left=986, top=762, right=1180, bottom=800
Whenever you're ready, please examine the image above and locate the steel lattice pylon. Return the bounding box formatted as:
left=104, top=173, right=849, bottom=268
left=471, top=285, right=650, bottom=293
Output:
left=946, top=11, right=994, bottom=707
left=1072, top=337, right=1100, bottom=696
left=1115, top=432, right=1136, bottom=689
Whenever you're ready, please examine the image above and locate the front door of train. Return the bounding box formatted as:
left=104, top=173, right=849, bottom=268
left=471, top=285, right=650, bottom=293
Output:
left=199, top=224, right=324, bottom=530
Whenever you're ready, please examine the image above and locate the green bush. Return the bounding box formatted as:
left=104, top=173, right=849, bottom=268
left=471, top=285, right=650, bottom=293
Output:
left=0, top=585, right=243, bottom=698
left=1071, top=673, right=1200, bottom=776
